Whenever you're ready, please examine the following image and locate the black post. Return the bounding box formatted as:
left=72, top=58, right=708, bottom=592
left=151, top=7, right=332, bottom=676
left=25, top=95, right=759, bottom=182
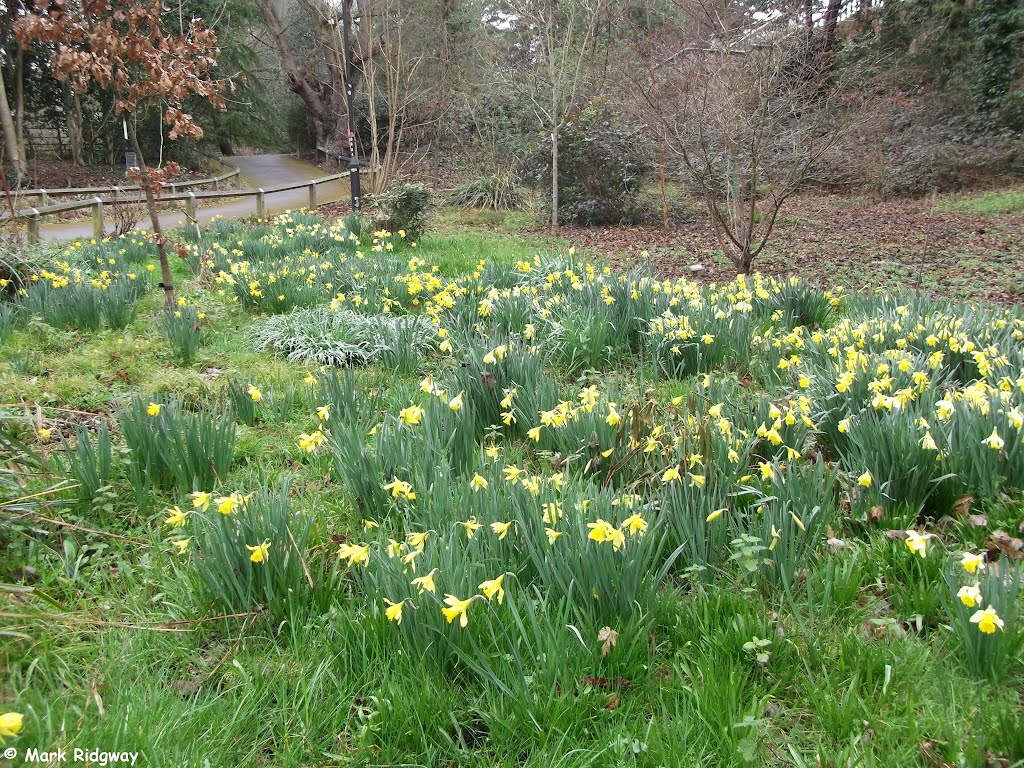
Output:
left=341, top=0, right=361, bottom=212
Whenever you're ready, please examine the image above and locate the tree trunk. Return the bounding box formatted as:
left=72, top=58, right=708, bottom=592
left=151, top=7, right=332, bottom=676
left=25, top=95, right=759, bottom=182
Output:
left=551, top=126, right=559, bottom=229
left=822, top=0, right=843, bottom=56
left=255, top=0, right=331, bottom=143
left=125, top=118, right=176, bottom=309
left=65, top=83, right=85, bottom=166
left=15, top=46, right=25, bottom=167
left=0, top=67, right=27, bottom=181
left=658, top=132, right=669, bottom=230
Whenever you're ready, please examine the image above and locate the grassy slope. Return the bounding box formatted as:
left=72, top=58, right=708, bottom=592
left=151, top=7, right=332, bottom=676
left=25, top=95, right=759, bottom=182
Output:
left=1, top=217, right=1023, bottom=768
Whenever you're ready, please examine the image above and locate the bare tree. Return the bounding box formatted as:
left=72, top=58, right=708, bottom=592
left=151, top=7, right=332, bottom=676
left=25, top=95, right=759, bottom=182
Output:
left=639, top=3, right=848, bottom=273
left=500, top=0, right=610, bottom=228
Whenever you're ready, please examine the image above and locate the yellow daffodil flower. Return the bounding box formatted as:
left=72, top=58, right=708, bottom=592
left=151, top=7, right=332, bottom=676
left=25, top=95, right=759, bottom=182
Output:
left=970, top=605, right=1004, bottom=634
left=246, top=540, right=271, bottom=564
left=164, top=506, right=187, bottom=527
left=411, top=568, right=437, bottom=594
left=479, top=575, right=506, bottom=604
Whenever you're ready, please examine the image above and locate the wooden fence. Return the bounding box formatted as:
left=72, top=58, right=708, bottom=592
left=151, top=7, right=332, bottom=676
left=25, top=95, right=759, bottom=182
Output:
left=3, top=171, right=350, bottom=244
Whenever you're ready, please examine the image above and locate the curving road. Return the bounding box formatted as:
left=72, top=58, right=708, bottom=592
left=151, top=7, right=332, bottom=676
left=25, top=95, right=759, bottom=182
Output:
left=38, top=154, right=349, bottom=243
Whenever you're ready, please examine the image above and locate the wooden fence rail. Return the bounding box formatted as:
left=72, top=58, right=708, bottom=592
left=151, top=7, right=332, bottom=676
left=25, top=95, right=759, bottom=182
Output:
left=5, top=172, right=350, bottom=244
left=12, top=166, right=242, bottom=205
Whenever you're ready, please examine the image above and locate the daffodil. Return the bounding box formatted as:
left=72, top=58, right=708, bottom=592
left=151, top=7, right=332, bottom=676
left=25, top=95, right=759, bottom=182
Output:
left=545, top=527, right=562, bottom=545
left=383, top=477, right=416, bottom=500
left=216, top=492, right=243, bottom=515
left=411, top=568, right=437, bottom=594
left=970, top=605, right=1004, bottom=634
left=904, top=529, right=931, bottom=558
left=661, top=466, right=681, bottom=484
left=337, top=543, right=370, bottom=567
left=441, top=594, right=475, bottom=627
left=448, top=392, right=464, bottom=411
left=769, top=525, right=781, bottom=551
left=526, top=426, right=543, bottom=442
left=190, top=490, right=211, bottom=511
left=857, top=471, right=872, bottom=488
left=622, top=514, right=647, bottom=537
left=982, top=428, right=1004, bottom=451
left=706, top=508, right=726, bottom=523
left=164, top=506, right=187, bottom=527
left=406, top=530, right=430, bottom=550
left=247, top=384, right=263, bottom=402
left=961, top=551, right=985, bottom=575
left=399, top=404, right=424, bottom=425
left=246, top=540, right=271, bottom=564
left=316, top=404, right=331, bottom=421
left=459, top=517, right=482, bottom=538
left=172, top=538, right=191, bottom=555
left=491, top=521, right=513, bottom=539
left=479, top=574, right=506, bottom=604
left=606, top=403, right=621, bottom=426
left=957, top=583, right=982, bottom=608
left=383, top=597, right=405, bottom=625
left=0, top=711, right=23, bottom=741
left=147, top=402, right=161, bottom=416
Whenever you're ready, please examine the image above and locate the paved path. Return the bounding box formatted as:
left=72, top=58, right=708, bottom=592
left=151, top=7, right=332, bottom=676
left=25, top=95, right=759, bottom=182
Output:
left=38, top=154, right=348, bottom=243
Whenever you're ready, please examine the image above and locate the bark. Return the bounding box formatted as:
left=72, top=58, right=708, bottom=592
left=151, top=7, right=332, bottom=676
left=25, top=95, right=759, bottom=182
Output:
left=125, top=118, right=176, bottom=309
left=551, top=126, right=559, bottom=229
left=254, top=0, right=331, bottom=142
left=16, top=46, right=25, bottom=165
left=0, top=67, right=27, bottom=180
left=65, top=82, right=85, bottom=166
left=822, top=0, right=843, bottom=55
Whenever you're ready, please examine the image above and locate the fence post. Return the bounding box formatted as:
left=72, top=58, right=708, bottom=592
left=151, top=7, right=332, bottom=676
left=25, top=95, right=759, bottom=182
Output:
left=256, top=189, right=265, bottom=219
left=167, top=183, right=176, bottom=196
left=186, top=192, right=197, bottom=222
left=27, top=208, right=41, bottom=245
left=308, top=181, right=317, bottom=210
left=92, top=196, right=104, bottom=239
left=40, top=189, right=49, bottom=206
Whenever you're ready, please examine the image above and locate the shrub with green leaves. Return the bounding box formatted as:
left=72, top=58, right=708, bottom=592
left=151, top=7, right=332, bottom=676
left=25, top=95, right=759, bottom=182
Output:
left=368, top=182, right=431, bottom=241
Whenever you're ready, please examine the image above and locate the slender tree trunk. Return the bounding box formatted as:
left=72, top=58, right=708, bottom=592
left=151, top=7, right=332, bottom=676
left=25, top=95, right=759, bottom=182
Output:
left=65, top=82, right=84, bottom=166
left=551, top=125, right=559, bottom=229
left=126, top=118, right=176, bottom=308
left=15, top=46, right=25, bottom=166
left=0, top=67, right=27, bottom=181
left=658, top=132, right=669, bottom=230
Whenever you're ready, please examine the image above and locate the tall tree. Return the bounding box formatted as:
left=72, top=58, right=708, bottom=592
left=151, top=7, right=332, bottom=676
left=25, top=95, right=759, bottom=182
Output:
left=16, top=0, right=227, bottom=308
left=0, top=65, right=26, bottom=181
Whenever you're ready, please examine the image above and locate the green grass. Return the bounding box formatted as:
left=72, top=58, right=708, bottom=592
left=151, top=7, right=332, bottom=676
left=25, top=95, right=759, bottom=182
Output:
left=2, top=212, right=1023, bottom=767
left=934, top=188, right=1024, bottom=215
